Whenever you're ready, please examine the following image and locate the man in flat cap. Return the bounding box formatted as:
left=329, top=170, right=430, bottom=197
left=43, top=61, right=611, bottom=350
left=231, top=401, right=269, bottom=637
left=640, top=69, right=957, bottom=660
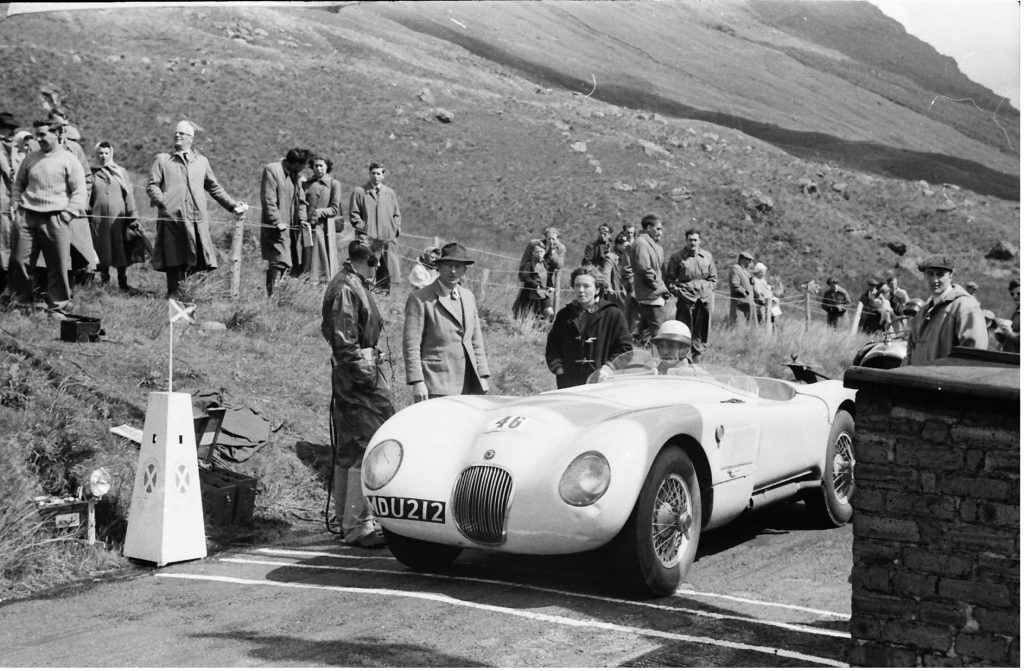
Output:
left=857, top=275, right=886, bottom=333
left=727, top=250, right=754, bottom=325
left=147, top=120, right=247, bottom=298
left=820, top=277, right=851, bottom=328
left=403, top=241, right=490, bottom=402
left=903, top=254, right=987, bottom=365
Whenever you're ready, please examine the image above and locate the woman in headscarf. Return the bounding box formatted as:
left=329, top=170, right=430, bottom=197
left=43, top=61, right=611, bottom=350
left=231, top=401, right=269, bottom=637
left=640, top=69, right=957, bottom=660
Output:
left=408, top=245, right=439, bottom=289
left=545, top=265, right=632, bottom=388
left=89, top=141, right=139, bottom=290
left=512, top=238, right=553, bottom=320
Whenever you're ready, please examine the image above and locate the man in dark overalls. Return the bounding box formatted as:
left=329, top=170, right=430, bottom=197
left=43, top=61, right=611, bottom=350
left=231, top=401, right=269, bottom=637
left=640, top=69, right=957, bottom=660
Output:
left=321, top=239, right=395, bottom=547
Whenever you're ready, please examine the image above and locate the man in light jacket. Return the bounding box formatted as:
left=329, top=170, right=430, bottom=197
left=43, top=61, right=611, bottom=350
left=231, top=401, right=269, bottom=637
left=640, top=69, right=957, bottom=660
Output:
left=147, top=120, right=247, bottom=298
left=904, top=254, right=987, bottom=365
left=403, top=242, right=489, bottom=401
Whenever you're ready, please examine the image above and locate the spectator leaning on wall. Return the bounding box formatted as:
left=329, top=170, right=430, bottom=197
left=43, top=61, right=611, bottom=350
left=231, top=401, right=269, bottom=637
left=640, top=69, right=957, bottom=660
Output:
left=903, top=254, right=988, bottom=366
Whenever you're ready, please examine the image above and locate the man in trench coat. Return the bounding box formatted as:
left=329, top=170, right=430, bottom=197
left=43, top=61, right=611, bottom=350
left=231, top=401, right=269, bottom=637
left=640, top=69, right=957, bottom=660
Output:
left=147, top=120, right=247, bottom=298
left=261, top=148, right=310, bottom=295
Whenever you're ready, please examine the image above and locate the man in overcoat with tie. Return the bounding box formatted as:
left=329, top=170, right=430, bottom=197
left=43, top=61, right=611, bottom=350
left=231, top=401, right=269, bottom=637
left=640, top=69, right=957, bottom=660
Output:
left=403, top=242, right=490, bottom=402
left=349, top=161, right=401, bottom=293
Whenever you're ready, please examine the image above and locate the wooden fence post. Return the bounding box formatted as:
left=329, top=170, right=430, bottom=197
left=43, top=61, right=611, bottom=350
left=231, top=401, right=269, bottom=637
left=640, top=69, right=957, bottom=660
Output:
left=551, top=269, right=561, bottom=314
left=805, top=291, right=812, bottom=331
left=230, top=213, right=246, bottom=299
left=849, top=302, right=864, bottom=336
left=478, top=268, right=490, bottom=304
left=327, top=217, right=339, bottom=278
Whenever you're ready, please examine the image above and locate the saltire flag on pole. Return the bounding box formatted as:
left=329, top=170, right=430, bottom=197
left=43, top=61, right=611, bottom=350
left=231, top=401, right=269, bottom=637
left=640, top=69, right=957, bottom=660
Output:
left=169, top=298, right=196, bottom=324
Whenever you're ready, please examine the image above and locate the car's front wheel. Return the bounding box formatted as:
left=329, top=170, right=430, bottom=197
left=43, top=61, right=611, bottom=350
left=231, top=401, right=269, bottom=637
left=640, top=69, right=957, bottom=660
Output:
left=382, top=528, right=463, bottom=571
left=611, top=447, right=702, bottom=597
left=806, top=410, right=855, bottom=527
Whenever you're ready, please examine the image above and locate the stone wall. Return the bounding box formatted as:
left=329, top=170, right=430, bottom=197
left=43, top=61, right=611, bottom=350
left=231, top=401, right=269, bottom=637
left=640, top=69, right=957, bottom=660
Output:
left=844, top=352, right=1019, bottom=667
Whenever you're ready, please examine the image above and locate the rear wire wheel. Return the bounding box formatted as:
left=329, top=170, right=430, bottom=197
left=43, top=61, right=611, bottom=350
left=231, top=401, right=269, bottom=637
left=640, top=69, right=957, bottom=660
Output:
left=806, top=410, right=855, bottom=527
left=611, top=447, right=701, bottom=597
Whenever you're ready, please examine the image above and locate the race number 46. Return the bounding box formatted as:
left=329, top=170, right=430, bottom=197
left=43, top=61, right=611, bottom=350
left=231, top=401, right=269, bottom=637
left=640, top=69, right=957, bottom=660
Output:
left=487, top=415, right=529, bottom=431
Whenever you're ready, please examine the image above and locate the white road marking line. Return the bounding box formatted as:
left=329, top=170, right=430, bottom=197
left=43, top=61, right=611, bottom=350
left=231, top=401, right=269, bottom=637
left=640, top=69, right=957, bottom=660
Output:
left=159, top=573, right=847, bottom=667
left=218, top=557, right=850, bottom=639
left=250, top=547, right=851, bottom=621
left=674, top=588, right=851, bottom=619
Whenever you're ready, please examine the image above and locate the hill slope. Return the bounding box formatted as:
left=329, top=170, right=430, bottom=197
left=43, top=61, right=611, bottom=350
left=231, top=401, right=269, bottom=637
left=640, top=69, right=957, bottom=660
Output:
left=0, top=1, right=1018, bottom=300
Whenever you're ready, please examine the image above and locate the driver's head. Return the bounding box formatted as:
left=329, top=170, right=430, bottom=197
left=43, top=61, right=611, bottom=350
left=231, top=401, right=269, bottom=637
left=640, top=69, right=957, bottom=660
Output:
left=653, top=320, right=692, bottom=362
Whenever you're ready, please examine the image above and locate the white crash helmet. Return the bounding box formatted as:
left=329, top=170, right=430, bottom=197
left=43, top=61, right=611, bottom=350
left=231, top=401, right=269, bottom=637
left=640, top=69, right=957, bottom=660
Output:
left=653, top=320, right=692, bottom=345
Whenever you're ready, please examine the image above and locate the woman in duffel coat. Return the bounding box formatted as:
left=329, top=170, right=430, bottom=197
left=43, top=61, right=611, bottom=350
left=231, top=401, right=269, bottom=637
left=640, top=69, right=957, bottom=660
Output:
left=546, top=265, right=632, bottom=389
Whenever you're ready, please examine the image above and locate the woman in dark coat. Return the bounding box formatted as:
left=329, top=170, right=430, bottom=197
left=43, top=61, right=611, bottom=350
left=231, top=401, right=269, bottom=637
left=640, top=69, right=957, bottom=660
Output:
left=512, top=238, right=553, bottom=319
left=545, top=265, right=633, bottom=389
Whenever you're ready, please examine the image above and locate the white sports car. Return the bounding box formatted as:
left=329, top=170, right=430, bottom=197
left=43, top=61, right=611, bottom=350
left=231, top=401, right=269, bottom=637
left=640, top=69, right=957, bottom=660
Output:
left=362, top=350, right=856, bottom=596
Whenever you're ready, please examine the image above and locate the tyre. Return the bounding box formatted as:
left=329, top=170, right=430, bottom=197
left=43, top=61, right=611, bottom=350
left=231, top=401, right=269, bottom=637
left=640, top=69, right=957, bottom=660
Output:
left=381, top=527, right=462, bottom=572
left=806, top=410, right=855, bottom=527
left=611, top=447, right=702, bottom=597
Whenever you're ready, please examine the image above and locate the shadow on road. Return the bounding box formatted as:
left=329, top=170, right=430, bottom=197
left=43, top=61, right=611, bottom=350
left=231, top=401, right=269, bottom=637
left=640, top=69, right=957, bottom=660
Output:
left=190, top=631, right=481, bottom=667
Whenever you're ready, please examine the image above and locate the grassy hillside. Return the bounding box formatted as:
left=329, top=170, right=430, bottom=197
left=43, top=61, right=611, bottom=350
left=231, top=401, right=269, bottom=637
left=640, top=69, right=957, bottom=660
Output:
left=0, top=2, right=1018, bottom=598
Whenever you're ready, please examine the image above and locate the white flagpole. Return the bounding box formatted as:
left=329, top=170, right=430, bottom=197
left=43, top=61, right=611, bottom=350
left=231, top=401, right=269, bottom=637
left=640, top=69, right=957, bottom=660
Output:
left=168, top=301, right=174, bottom=393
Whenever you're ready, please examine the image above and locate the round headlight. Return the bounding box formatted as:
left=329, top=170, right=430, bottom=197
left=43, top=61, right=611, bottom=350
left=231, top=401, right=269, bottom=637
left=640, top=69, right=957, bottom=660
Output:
left=89, top=467, right=112, bottom=498
left=558, top=451, right=610, bottom=507
left=363, top=439, right=403, bottom=491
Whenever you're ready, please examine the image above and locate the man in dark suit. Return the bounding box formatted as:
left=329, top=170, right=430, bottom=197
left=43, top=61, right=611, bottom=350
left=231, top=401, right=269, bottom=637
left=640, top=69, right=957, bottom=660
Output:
left=403, top=242, right=490, bottom=401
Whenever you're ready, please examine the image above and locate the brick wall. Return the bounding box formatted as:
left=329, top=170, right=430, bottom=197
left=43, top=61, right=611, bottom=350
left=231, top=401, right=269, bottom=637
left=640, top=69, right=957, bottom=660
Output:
left=845, top=354, right=1019, bottom=667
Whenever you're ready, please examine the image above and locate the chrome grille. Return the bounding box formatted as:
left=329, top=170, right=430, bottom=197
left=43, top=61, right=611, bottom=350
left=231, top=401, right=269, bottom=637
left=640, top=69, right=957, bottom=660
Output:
left=452, top=465, right=513, bottom=545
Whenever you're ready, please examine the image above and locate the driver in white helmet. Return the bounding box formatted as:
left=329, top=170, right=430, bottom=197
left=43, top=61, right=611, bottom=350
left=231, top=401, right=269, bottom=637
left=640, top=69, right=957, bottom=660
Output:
left=652, top=319, right=694, bottom=374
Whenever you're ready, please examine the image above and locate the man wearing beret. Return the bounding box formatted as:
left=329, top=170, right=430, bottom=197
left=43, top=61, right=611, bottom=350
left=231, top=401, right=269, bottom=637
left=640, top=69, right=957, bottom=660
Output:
left=403, top=241, right=489, bottom=401
left=904, top=254, right=987, bottom=365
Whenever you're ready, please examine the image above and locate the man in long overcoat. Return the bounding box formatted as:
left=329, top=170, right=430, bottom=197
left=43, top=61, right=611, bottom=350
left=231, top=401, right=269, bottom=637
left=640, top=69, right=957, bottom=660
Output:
left=260, top=148, right=309, bottom=295
left=147, top=120, right=246, bottom=298
left=349, top=162, right=401, bottom=293
left=321, top=240, right=393, bottom=547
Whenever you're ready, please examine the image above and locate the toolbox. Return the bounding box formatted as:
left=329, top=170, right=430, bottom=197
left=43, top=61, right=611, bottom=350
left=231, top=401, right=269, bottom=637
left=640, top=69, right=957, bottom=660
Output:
left=199, top=467, right=256, bottom=528
left=34, top=497, right=96, bottom=542
left=59, top=315, right=103, bottom=343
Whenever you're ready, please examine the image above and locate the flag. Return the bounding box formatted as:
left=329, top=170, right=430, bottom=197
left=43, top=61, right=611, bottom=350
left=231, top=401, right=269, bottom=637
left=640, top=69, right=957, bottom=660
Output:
left=169, top=298, right=196, bottom=324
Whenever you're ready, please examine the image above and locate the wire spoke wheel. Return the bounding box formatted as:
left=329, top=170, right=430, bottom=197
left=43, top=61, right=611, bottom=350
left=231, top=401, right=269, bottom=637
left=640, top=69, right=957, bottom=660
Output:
left=831, top=431, right=855, bottom=505
left=650, top=474, right=693, bottom=568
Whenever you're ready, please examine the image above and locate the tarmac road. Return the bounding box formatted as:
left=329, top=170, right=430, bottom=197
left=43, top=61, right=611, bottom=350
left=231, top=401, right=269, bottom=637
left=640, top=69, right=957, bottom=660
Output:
left=0, top=502, right=852, bottom=667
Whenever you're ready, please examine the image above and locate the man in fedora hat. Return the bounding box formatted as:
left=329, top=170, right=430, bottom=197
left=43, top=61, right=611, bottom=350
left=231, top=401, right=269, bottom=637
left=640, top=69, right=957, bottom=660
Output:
left=727, top=250, right=754, bottom=325
left=904, top=254, right=987, bottom=365
left=403, top=241, right=490, bottom=401
left=147, top=119, right=248, bottom=298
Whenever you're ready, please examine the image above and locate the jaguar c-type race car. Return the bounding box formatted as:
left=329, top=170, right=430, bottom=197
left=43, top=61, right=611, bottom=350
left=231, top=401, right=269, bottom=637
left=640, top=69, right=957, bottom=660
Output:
left=361, top=350, right=856, bottom=597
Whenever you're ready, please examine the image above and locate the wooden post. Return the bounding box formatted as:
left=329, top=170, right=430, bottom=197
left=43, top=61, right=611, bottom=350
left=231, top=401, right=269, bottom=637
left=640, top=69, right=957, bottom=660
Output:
left=849, top=302, right=864, bottom=336
left=805, top=291, right=812, bottom=331
left=229, top=213, right=246, bottom=299
left=478, top=268, right=490, bottom=304
left=326, top=217, right=338, bottom=278
left=434, top=236, right=442, bottom=250
left=551, top=269, right=561, bottom=314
